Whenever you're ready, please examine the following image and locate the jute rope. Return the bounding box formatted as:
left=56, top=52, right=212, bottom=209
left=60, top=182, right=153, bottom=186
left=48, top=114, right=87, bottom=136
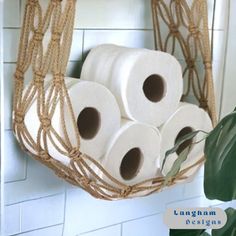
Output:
left=12, top=0, right=217, bottom=200
left=152, top=0, right=217, bottom=126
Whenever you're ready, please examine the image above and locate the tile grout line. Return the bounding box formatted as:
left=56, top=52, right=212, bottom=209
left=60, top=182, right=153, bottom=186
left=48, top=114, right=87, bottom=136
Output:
left=4, top=156, right=28, bottom=184
left=165, top=194, right=212, bottom=207
left=19, top=202, right=22, bottom=233
left=5, top=192, right=65, bottom=207
left=78, top=223, right=123, bottom=236
left=61, top=187, right=67, bottom=236
left=120, top=223, right=123, bottom=236
left=79, top=211, right=165, bottom=236
left=10, top=223, right=64, bottom=236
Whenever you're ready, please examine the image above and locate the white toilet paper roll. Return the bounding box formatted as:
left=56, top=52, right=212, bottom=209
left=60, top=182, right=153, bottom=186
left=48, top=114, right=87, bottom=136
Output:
left=160, top=103, right=213, bottom=178
left=21, top=78, right=121, bottom=166
left=82, top=44, right=124, bottom=86
left=100, top=120, right=161, bottom=186
left=81, top=44, right=183, bottom=126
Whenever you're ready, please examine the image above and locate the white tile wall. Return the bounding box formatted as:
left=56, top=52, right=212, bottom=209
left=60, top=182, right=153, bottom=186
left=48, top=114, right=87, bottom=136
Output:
left=122, top=214, right=169, bottom=236
left=70, top=30, right=84, bottom=61
left=20, top=194, right=64, bottom=232
left=83, top=30, right=154, bottom=54
left=4, top=204, right=21, bottom=235
left=74, top=0, right=152, bottom=29
left=3, top=0, right=21, bottom=28
left=3, top=64, right=15, bottom=130
left=183, top=177, right=205, bottom=199
left=15, top=225, right=64, bottom=236
left=63, top=185, right=184, bottom=235
left=2, top=0, right=234, bottom=236
left=3, top=29, right=20, bottom=63
left=5, top=157, right=65, bottom=205
left=79, top=225, right=121, bottom=236
left=4, top=131, right=27, bottom=183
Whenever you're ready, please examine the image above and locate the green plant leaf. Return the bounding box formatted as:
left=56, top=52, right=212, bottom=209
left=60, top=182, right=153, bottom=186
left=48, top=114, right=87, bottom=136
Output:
left=169, top=229, right=209, bottom=236
left=212, top=208, right=236, bottom=236
left=204, top=111, right=236, bottom=201
left=162, top=130, right=206, bottom=170
left=163, top=146, right=191, bottom=186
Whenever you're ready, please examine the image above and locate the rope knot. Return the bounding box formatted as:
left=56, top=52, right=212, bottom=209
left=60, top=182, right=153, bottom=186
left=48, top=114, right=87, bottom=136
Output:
left=189, top=24, right=200, bottom=37
left=69, top=148, right=81, bottom=160
left=186, top=58, right=195, bottom=69
left=27, top=0, right=38, bottom=6
left=52, top=31, right=61, bottom=42
left=33, top=30, right=44, bottom=42
left=121, top=186, right=132, bottom=197
left=14, top=111, right=25, bottom=125
left=40, top=115, right=51, bottom=130
left=14, top=68, right=24, bottom=81
left=51, top=0, right=62, bottom=4
left=34, top=71, right=45, bottom=86
left=53, top=73, right=64, bottom=87
left=80, top=177, right=91, bottom=186
left=204, top=61, right=212, bottom=70
left=57, top=171, right=67, bottom=179
left=175, top=0, right=182, bottom=4
left=39, top=150, right=51, bottom=161
left=169, top=23, right=179, bottom=35
left=199, top=98, right=208, bottom=109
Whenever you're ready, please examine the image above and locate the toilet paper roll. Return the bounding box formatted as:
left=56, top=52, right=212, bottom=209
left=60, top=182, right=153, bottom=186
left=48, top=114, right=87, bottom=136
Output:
left=81, top=44, right=124, bottom=86
left=81, top=44, right=183, bottom=126
left=100, top=120, right=161, bottom=186
left=159, top=103, right=213, bottom=178
left=20, top=78, right=121, bottom=166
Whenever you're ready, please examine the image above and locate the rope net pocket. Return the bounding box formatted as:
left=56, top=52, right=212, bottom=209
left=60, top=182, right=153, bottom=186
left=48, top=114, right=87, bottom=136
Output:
left=12, top=0, right=217, bottom=200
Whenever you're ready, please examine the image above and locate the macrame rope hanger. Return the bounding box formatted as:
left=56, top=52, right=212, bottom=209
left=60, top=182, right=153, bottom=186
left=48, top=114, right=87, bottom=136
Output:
left=12, top=0, right=217, bottom=200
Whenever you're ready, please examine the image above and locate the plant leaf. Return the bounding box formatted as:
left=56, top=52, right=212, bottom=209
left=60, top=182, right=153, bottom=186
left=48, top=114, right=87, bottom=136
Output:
left=204, top=111, right=236, bottom=201
left=169, top=229, right=209, bottom=236
left=163, top=146, right=191, bottom=186
left=162, top=130, right=205, bottom=170
left=212, top=208, right=236, bottom=236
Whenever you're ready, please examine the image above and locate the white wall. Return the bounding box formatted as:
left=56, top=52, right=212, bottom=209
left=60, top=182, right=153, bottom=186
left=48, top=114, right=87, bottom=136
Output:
left=2, top=0, right=236, bottom=236
left=220, top=0, right=236, bottom=117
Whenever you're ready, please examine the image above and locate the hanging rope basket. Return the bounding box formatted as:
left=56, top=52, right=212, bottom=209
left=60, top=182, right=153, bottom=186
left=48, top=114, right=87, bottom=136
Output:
left=12, top=0, right=217, bottom=200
